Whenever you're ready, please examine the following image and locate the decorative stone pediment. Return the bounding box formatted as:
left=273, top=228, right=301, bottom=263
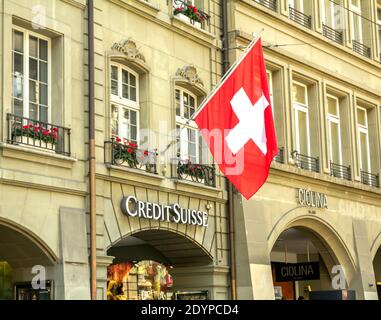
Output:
left=111, top=38, right=146, bottom=63
left=175, top=65, right=204, bottom=87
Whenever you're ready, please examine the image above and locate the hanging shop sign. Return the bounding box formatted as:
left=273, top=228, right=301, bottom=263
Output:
left=273, top=262, right=320, bottom=282
left=297, top=189, right=328, bottom=209
left=121, top=196, right=209, bottom=227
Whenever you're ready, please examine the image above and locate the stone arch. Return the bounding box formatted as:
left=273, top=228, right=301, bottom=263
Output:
left=370, top=231, right=381, bottom=260
left=107, top=226, right=213, bottom=267
left=0, top=217, right=57, bottom=267
left=268, top=214, right=357, bottom=285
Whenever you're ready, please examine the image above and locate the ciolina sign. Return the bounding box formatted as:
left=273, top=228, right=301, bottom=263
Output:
left=121, top=196, right=209, bottom=227
left=297, top=188, right=328, bottom=209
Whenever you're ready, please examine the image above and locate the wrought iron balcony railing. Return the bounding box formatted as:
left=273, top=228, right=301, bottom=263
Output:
left=171, top=158, right=216, bottom=187
left=289, top=6, right=312, bottom=29
left=292, top=151, right=320, bottom=173
left=273, top=147, right=285, bottom=164
left=361, top=170, right=380, bottom=188
left=104, top=139, right=158, bottom=174
left=254, top=0, right=278, bottom=12
left=322, top=24, right=343, bottom=45
left=352, top=40, right=371, bottom=58
left=173, top=0, right=210, bottom=27
left=330, top=161, right=351, bottom=181
left=7, top=113, right=71, bottom=156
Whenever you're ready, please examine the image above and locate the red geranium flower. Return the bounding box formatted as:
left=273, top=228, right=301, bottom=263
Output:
left=127, top=148, right=133, bottom=154
left=144, top=150, right=149, bottom=156
left=53, top=133, right=58, bottom=140
left=22, top=125, right=29, bottom=130
left=52, top=127, right=59, bottom=133
left=115, top=136, right=122, bottom=143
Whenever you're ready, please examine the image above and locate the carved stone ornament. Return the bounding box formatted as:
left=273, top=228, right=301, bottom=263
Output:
left=175, top=65, right=204, bottom=87
left=111, top=38, right=146, bottom=63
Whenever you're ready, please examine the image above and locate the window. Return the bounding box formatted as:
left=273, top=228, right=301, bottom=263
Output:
left=266, top=70, right=274, bottom=117
left=350, top=0, right=363, bottom=42
left=289, top=0, right=304, bottom=12
left=377, top=3, right=381, bottom=59
left=292, top=81, right=310, bottom=156
left=357, top=107, right=371, bottom=172
left=12, top=27, right=50, bottom=122
left=110, top=63, right=139, bottom=143
left=327, top=95, right=342, bottom=165
left=175, top=88, right=200, bottom=163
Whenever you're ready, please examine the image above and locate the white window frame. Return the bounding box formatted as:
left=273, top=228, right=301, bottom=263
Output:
left=350, top=0, right=363, bottom=42
left=175, top=87, right=200, bottom=163
left=110, top=62, right=140, bottom=143
left=293, top=81, right=310, bottom=156
left=320, top=0, right=336, bottom=27
left=326, top=94, right=343, bottom=166
left=377, top=4, right=381, bottom=52
left=357, top=106, right=371, bottom=172
left=12, top=26, right=52, bottom=123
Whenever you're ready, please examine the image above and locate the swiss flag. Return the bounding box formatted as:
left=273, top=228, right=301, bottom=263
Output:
left=194, top=37, right=278, bottom=200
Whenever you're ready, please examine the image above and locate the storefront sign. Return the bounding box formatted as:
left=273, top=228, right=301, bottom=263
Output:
left=273, top=262, right=320, bottom=282
left=121, top=196, right=209, bottom=227
left=297, top=189, right=328, bottom=209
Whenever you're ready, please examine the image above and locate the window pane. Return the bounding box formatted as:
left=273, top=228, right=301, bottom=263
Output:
left=13, top=75, right=23, bottom=99
left=292, top=83, right=306, bottom=105
left=39, top=62, right=48, bottom=83
left=175, top=90, right=181, bottom=116
left=29, top=58, right=38, bottom=80
left=111, top=80, right=118, bottom=96
left=39, top=39, right=48, bottom=61
left=360, top=131, right=369, bottom=171
left=189, top=96, right=195, bottom=117
left=330, top=122, right=340, bottom=163
left=13, top=30, right=24, bottom=53
left=122, top=69, right=129, bottom=84
left=29, top=36, right=38, bottom=58
left=327, top=96, right=338, bottom=116
left=13, top=98, right=23, bottom=117
left=298, top=111, right=309, bottom=155
left=130, top=74, right=136, bottom=87
left=357, top=108, right=366, bottom=126
left=130, top=126, right=137, bottom=142
left=111, top=66, right=118, bottom=80
left=122, top=84, right=129, bottom=99
left=130, top=87, right=136, bottom=102
left=39, top=83, right=48, bottom=106
left=29, top=103, right=38, bottom=120
left=176, top=125, right=181, bottom=156
left=111, top=105, right=119, bottom=136
left=14, top=53, right=24, bottom=74
left=39, top=105, right=48, bottom=123
left=29, top=80, right=37, bottom=102
left=130, top=110, right=137, bottom=125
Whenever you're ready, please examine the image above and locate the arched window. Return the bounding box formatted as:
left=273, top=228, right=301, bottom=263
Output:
left=110, top=62, right=139, bottom=144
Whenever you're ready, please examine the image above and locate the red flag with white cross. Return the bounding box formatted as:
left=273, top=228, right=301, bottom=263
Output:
left=194, top=37, right=278, bottom=200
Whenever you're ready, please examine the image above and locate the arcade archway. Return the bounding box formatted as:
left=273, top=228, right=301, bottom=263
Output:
left=0, top=222, right=56, bottom=300
left=106, top=229, right=213, bottom=300
left=270, top=227, right=354, bottom=300
left=373, top=247, right=381, bottom=299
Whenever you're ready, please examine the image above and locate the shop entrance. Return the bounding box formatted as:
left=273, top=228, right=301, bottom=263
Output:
left=270, top=227, right=349, bottom=300
left=106, top=230, right=213, bottom=300
left=0, top=223, right=55, bottom=300
left=373, top=247, right=381, bottom=300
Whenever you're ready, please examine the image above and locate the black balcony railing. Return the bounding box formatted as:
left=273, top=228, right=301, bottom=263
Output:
left=289, top=6, right=312, bottom=29
left=172, top=158, right=216, bottom=187
left=292, top=151, right=319, bottom=173
left=104, top=139, right=158, bottom=174
left=352, top=40, right=371, bottom=58
left=330, top=161, right=351, bottom=181
left=273, top=147, right=285, bottom=164
left=173, top=0, right=210, bottom=27
left=7, top=113, right=71, bottom=156
left=254, top=0, right=278, bottom=12
left=361, top=170, right=380, bottom=188
left=322, top=24, right=343, bottom=45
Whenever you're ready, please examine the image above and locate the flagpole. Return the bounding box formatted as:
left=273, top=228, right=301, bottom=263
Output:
left=192, top=28, right=265, bottom=120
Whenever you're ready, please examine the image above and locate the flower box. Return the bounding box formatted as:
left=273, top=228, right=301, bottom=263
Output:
left=176, top=13, right=202, bottom=29
left=15, top=135, right=56, bottom=152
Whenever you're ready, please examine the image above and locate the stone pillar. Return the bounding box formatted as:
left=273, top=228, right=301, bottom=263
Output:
left=96, top=255, right=115, bottom=300
left=234, top=194, right=275, bottom=300
left=350, top=220, right=378, bottom=300
left=59, top=207, right=91, bottom=300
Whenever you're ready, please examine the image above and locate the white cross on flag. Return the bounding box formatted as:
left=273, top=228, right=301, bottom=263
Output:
left=194, top=37, right=278, bottom=199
